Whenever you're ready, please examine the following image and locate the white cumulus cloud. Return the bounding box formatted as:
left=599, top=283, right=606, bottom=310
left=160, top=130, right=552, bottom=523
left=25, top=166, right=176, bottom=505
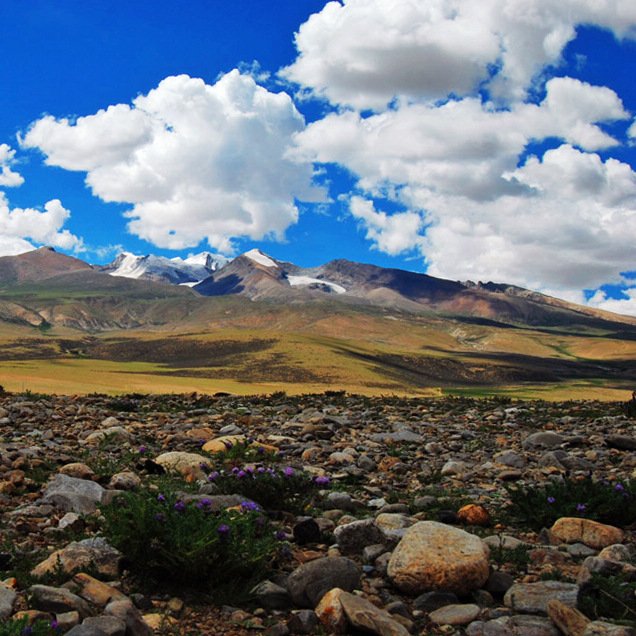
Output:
left=0, top=144, right=24, bottom=188
left=283, top=0, right=636, bottom=108
left=22, top=71, right=325, bottom=253
left=0, top=193, right=82, bottom=254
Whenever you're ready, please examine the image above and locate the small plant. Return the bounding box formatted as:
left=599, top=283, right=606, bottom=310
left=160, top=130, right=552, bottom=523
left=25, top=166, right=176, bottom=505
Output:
left=578, top=571, right=636, bottom=625
left=490, top=539, right=530, bottom=573
left=99, top=487, right=281, bottom=588
left=505, top=475, right=636, bottom=531
left=0, top=616, right=58, bottom=635
left=210, top=465, right=330, bottom=513
left=211, top=438, right=282, bottom=467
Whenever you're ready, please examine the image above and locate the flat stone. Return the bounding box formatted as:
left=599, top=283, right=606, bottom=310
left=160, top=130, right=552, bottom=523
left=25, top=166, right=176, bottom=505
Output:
left=504, top=581, right=578, bottom=615
left=429, top=603, right=481, bottom=626
left=30, top=584, right=93, bottom=619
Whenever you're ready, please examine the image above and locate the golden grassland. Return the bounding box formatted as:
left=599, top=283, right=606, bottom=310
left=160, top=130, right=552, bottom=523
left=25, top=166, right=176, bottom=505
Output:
left=0, top=309, right=631, bottom=401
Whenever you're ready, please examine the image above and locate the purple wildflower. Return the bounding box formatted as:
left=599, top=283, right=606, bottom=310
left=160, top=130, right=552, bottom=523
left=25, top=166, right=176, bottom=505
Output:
left=225, top=441, right=233, bottom=450
left=577, top=503, right=586, bottom=512
left=237, top=470, right=247, bottom=478
left=208, top=471, right=219, bottom=481
left=138, top=446, right=147, bottom=454
left=199, top=462, right=209, bottom=471
left=284, top=467, right=294, bottom=477
left=274, top=530, right=287, bottom=540
left=257, top=467, right=266, bottom=473
left=157, top=494, right=166, bottom=504
left=240, top=501, right=260, bottom=511
left=155, top=513, right=165, bottom=522
left=616, top=484, right=624, bottom=491
left=547, top=496, right=555, bottom=504
left=218, top=524, right=231, bottom=540
left=232, top=467, right=240, bottom=474
left=315, top=476, right=330, bottom=485
left=257, top=446, right=265, bottom=455
left=174, top=500, right=186, bottom=512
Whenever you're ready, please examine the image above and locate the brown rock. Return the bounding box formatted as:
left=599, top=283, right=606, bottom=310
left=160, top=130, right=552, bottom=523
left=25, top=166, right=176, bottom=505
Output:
left=457, top=504, right=490, bottom=526
left=547, top=599, right=590, bottom=636
left=551, top=518, right=624, bottom=550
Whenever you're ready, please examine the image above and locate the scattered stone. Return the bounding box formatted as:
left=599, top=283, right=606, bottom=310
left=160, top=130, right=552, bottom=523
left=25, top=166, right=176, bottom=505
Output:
left=41, top=473, right=106, bottom=514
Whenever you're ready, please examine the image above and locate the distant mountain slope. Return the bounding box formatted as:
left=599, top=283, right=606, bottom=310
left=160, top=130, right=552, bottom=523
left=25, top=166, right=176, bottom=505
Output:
left=0, top=247, right=93, bottom=286
left=194, top=249, right=636, bottom=330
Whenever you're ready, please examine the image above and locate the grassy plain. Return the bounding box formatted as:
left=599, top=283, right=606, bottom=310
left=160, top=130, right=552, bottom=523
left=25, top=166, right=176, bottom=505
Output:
left=0, top=302, right=634, bottom=400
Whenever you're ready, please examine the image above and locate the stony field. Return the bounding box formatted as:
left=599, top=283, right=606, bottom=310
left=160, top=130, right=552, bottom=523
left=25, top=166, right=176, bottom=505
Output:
left=1, top=390, right=636, bottom=635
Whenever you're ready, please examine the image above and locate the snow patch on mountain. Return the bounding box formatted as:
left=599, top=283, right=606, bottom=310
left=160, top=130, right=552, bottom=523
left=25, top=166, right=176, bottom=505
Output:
left=103, top=251, right=227, bottom=285
left=244, top=249, right=277, bottom=268
left=287, top=275, right=346, bottom=294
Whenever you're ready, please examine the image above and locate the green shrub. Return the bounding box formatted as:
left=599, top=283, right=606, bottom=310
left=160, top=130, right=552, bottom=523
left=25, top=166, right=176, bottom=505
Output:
left=505, top=476, right=636, bottom=531
left=209, top=465, right=330, bottom=513
left=99, top=487, right=280, bottom=588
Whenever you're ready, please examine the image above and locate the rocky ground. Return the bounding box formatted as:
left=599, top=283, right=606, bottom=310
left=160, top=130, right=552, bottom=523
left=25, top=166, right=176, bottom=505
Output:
left=1, top=390, right=636, bottom=635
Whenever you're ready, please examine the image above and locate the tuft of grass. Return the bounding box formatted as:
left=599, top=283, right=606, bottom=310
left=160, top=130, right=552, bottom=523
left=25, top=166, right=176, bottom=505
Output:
left=579, top=572, right=636, bottom=625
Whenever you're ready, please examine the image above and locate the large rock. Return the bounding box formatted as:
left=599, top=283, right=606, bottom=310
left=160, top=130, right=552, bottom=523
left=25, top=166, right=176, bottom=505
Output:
left=30, top=584, right=93, bottom=619
left=387, top=521, right=490, bottom=596
left=551, top=518, right=624, bottom=550
left=286, top=556, right=361, bottom=608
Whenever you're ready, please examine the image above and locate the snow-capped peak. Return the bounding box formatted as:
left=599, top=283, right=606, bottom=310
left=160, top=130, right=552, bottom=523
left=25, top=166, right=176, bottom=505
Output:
left=103, top=251, right=226, bottom=285
left=244, top=249, right=277, bottom=268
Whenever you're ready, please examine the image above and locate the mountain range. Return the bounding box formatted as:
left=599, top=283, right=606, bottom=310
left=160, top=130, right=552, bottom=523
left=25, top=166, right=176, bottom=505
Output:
left=0, top=246, right=634, bottom=398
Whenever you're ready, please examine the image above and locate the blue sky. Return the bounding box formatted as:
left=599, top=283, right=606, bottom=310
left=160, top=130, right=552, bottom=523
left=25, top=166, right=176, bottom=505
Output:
left=2, top=2, right=636, bottom=314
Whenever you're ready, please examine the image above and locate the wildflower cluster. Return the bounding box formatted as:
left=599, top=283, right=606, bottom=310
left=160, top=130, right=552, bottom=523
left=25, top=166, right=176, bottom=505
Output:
left=506, top=475, right=636, bottom=531
left=99, top=487, right=280, bottom=587
left=209, top=463, right=330, bottom=513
